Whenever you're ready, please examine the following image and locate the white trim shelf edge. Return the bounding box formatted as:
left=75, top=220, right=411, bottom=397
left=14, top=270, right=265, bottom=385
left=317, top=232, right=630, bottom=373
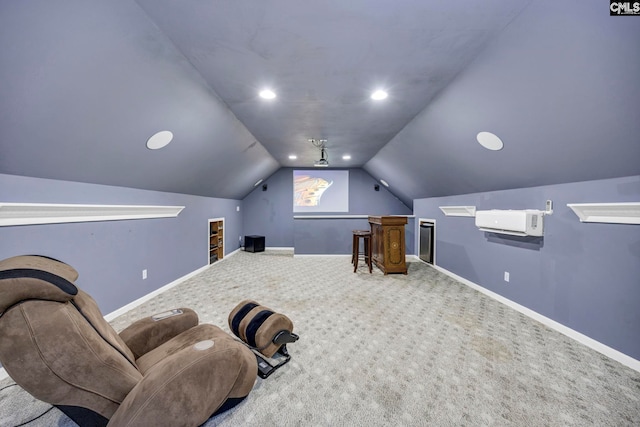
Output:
left=439, top=206, right=476, bottom=217
left=0, top=202, right=185, bottom=226
left=567, top=202, right=640, bottom=225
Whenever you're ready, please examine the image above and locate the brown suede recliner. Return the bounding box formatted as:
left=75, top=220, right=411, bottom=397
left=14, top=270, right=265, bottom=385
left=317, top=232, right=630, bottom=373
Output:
left=0, top=255, right=257, bottom=427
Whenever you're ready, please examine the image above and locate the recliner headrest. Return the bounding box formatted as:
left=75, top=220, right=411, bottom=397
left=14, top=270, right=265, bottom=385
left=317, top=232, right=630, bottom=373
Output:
left=0, top=255, right=79, bottom=314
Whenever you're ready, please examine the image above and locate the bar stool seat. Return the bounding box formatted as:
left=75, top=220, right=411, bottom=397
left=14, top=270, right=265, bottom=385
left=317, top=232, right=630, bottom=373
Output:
left=352, top=230, right=372, bottom=273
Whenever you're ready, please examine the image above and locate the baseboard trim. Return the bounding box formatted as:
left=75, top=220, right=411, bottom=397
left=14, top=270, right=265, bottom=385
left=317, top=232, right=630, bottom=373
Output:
left=106, top=248, right=244, bottom=323
left=293, top=253, right=418, bottom=259
left=294, top=254, right=351, bottom=258
left=429, top=262, right=640, bottom=373
left=104, top=264, right=211, bottom=321
left=225, top=248, right=241, bottom=258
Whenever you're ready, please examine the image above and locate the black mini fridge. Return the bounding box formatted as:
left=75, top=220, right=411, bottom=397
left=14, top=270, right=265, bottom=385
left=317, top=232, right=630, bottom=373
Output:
left=419, top=223, right=434, bottom=264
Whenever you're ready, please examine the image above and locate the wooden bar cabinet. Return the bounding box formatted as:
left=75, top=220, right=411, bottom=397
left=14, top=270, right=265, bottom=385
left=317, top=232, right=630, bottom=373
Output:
left=368, top=215, right=408, bottom=275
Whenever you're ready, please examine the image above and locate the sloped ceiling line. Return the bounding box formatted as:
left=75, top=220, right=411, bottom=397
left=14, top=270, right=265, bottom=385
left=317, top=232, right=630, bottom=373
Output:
left=0, top=1, right=638, bottom=203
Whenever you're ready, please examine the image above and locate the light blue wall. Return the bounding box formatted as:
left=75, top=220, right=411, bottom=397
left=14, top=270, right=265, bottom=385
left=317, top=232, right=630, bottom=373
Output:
left=414, top=175, right=640, bottom=360
left=0, top=173, right=243, bottom=314
left=294, top=217, right=415, bottom=256
left=242, top=168, right=413, bottom=253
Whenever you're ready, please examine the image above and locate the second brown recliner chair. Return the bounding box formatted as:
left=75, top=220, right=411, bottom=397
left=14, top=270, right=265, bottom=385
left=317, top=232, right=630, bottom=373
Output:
left=0, top=255, right=257, bottom=427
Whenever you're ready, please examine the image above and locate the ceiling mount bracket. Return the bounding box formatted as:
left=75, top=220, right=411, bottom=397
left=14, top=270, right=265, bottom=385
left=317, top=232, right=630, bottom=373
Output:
left=310, top=139, right=329, bottom=167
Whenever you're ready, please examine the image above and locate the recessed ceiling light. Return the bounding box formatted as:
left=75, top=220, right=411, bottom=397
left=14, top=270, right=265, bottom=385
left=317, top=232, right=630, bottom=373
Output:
left=288, top=154, right=297, bottom=160
left=371, top=90, right=388, bottom=100
left=476, top=132, right=504, bottom=151
left=254, top=179, right=263, bottom=187
left=380, top=179, right=389, bottom=187
left=342, top=154, right=351, bottom=160
left=146, top=131, right=173, bottom=150
left=259, top=89, right=276, bottom=100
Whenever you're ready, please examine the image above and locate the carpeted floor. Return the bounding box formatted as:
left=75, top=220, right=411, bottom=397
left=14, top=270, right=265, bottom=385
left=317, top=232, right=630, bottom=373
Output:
left=1, top=249, right=639, bottom=426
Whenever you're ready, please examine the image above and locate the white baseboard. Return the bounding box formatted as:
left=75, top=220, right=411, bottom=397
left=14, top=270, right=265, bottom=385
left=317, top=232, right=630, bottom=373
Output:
left=104, top=264, right=211, bottom=321
left=294, top=253, right=419, bottom=259
left=293, top=252, right=420, bottom=259
left=294, top=254, right=351, bottom=258
left=225, top=248, right=241, bottom=258
left=428, top=262, right=640, bottom=373
left=237, top=246, right=292, bottom=253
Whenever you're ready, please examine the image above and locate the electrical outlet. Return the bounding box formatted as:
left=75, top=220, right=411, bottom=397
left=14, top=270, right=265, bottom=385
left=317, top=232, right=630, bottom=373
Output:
left=504, top=271, right=510, bottom=282
left=142, top=269, right=147, bottom=280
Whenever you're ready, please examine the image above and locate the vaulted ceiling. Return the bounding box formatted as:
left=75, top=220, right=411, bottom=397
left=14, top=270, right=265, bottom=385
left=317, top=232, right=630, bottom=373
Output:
left=1, top=1, right=639, bottom=207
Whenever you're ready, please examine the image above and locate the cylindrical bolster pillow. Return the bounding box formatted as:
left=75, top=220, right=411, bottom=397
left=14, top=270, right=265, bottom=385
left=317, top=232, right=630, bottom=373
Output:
left=228, top=300, right=294, bottom=358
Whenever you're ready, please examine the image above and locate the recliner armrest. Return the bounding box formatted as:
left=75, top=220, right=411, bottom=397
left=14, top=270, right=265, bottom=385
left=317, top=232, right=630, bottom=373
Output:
left=108, top=327, right=257, bottom=427
left=118, top=308, right=198, bottom=359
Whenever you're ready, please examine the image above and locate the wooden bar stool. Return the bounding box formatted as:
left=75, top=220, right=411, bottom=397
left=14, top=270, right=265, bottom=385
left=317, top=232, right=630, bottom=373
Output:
left=352, top=230, right=372, bottom=273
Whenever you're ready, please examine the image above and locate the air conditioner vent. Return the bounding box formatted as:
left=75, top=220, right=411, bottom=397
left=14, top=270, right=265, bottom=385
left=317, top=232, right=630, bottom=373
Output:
left=475, top=209, right=544, bottom=236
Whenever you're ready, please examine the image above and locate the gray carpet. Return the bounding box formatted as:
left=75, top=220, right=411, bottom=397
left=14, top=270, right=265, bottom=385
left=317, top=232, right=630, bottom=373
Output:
left=1, top=250, right=639, bottom=426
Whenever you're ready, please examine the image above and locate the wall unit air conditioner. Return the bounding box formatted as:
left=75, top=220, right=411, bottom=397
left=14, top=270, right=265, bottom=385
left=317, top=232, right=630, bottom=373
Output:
left=475, top=209, right=544, bottom=237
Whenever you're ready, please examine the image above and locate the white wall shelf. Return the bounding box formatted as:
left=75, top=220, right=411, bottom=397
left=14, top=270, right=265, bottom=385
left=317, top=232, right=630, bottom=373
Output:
left=0, top=202, right=185, bottom=226
left=567, top=202, right=640, bottom=225
left=439, top=206, right=476, bottom=217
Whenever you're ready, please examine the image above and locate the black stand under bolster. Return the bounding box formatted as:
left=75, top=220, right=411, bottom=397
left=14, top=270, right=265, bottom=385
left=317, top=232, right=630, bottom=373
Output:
left=255, top=345, right=293, bottom=379
left=253, top=332, right=298, bottom=378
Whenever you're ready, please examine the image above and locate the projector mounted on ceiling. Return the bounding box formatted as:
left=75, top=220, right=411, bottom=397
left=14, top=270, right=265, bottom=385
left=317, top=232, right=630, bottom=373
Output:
left=314, top=148, right=329, bottom=167
left=310, top=139, right=329, bottom=167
